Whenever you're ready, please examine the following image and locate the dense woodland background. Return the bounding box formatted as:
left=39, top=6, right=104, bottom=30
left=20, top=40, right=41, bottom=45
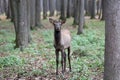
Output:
left=0, top=0, right=104, bottom=50
left=0, top=0, right=120, bottom=80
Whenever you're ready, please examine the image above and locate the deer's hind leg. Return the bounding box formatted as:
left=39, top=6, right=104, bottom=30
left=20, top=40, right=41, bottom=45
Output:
left=68, top=47, right=71, bottom=72
left=63, top=50, right=66, bottom=72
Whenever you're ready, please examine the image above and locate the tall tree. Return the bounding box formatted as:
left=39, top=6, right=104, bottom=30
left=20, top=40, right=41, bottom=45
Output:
left=73, top=0, right=79, bottom=25
left=84, top=0, right=89, bottom=15
left=60, top=0, right=67, bottom=20
left=10, top=0, right=18, bottom=42
left=11, top=0, right=30, bottom=51
left=4, top=0, right=8, bottom=17
left=56, top=0, right=61, bottom=16
left=67, top=0, right=73, bottom=18
left=49, top=0, right=56, bottom=16
left=6, top=0, right=12, bottom=19
left=27, top=0, right=31, bottom=43
left=104, top=0, right=120, bottom=80
left=96, top=0, right=101, bottom=15
left=43, top=0, right=48, bottom=19
left=101, top=0, right=105, bottom=20
left=40, top=0, right=43, bottom=12
left=90, top=0, right=96, bottom=19
left=9, top=0, right=14, bottom=22
left=0, top=0, right=1, bottom=14
left=30, top=0, right=35, bottom=29
left=77, top=0, right=84, bottom=34
left=0, top=0, right=4, bottom=14
left=35, top=0, right=42, bottom=27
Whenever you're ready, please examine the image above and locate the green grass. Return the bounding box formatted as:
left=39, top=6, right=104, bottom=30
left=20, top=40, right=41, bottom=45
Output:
left=0, top=55, right=25, bottom=68
left=0, top=19, right=105, bottom=79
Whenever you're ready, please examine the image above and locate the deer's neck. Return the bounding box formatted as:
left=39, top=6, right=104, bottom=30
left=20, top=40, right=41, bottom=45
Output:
left=54, top=30, right=61, bottom=46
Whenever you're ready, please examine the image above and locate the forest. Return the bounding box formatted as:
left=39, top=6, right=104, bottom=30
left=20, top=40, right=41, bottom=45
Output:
left=0, top=0, right=120, bottom=80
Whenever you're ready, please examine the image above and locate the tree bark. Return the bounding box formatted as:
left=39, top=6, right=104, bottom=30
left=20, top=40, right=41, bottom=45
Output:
left=43, top=0, right=47, bottom=19
left=60, top=0, right=67, bottom=20
left=40, top=0, right=43, bottom=12
left=0, top=0, right=4, bottom=14
left=11, top=0, right=30, bottom=51
left=84, top=0, right=89, bottom=15
left=4, top=0, right=8, bottom=17
left=77, top=0, right=84, bottom=35
left=73, top=0, right=79, bottom=25
left=96, top=0, right=101, bottom=15
left=104, top=0, right=120, bottom=80
left=101, top=0, right=105, bottom=20
left=67, top=0, right=73, bottom=18
left=30, top=0, right=35, bottom=29
left=6, top=0, right=12, bottom=19
left=56, top=0, right=61, bottom=16
left=49, top=0, right=56, bottom=16
left=35, top=0, right=42, bottom=27
left=9, top=0, right=14, bottom=22
left=27, top=0, right=31, bottom=43
left=10, top=0, right=18, bottom=42
left=0, top=0, right=1, bottom=14
left=90, top=0, right=96, bottom=19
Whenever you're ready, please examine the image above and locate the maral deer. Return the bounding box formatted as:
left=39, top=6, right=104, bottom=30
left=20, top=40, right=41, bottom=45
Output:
left=49, top=18, right=71, bottom=75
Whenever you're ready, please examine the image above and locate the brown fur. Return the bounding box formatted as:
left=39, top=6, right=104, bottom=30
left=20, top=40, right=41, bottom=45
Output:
left=49, top=18, right=71, bottom=75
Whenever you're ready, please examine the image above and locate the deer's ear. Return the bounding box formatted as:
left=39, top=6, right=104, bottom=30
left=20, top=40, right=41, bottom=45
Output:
left=61, top=19, right=66, bottom=24
left=49, top=18, right=54, bottom=24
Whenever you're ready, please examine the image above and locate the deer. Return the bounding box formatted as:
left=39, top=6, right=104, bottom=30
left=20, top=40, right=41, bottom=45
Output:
left=49, top=18, right=71, bottom=75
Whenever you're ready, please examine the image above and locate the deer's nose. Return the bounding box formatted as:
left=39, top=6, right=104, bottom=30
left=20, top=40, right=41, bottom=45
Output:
left=55, top=26, right=60, bottom=31
left=56, top=28, right=60, bottom=31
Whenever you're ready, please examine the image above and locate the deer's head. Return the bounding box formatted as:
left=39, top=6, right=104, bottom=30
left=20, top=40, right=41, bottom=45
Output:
left=49, top=18, right=66, bottom=31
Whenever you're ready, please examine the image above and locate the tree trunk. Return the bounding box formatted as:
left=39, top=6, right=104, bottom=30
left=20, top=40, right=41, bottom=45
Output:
left=40, top=0, right=43, bottom=12
left=11, top=0, right=30, bottom=51
left=43, top=0, right=48, bottom=19
left=73, top=0, right=79, bottom=25
left=3, top=0, right=8, bottom=17
left=77, top=0, right=84, bottom=35
left=0, top=0, right=1, bottom=14
left=84, top=0, right=89, bottom=15
left=6, top=0, right=12, bottom=19
left=104, top=0, right=120, bottom=80
left=49, top=0, right=56, bottom=16
left=30, top=0, right=35, bottom=29
left=60, top=0, right=67, bottom=20
left=67, top=0, right=73, bottom=18
left=9, top=0, right=14, bottom=22
left=88, top=0, right=92, bottom=16
left=96, top=0, right=101, bottom=15
left=56, top=0, right=61, bottom=16
left=90, top=0, right=96, bottom=19
left=27, top=0, right=31, bottom=43
left=10, top=0, right=18, bottom=42
left=101, top=0, right=105, bottom=20
left=0, top=0, right=4, bottom=14
left=35, top=0, right=42, bottom=27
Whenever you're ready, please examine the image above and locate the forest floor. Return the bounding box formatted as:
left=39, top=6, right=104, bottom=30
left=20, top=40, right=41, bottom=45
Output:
left=0, top=17, right=105, bottom=80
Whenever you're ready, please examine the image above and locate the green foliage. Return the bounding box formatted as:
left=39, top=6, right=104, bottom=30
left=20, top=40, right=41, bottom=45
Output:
left=30, top=69, right=43, bottom=76
left=0, top=55, right=25, bottom=68
left=69, top=20, right=104, bottom=79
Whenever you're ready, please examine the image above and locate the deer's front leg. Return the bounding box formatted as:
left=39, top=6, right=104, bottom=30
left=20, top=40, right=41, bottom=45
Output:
left=56, top=49, right=59, bottom=75
left=61, top=49, right=67, bottom=74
